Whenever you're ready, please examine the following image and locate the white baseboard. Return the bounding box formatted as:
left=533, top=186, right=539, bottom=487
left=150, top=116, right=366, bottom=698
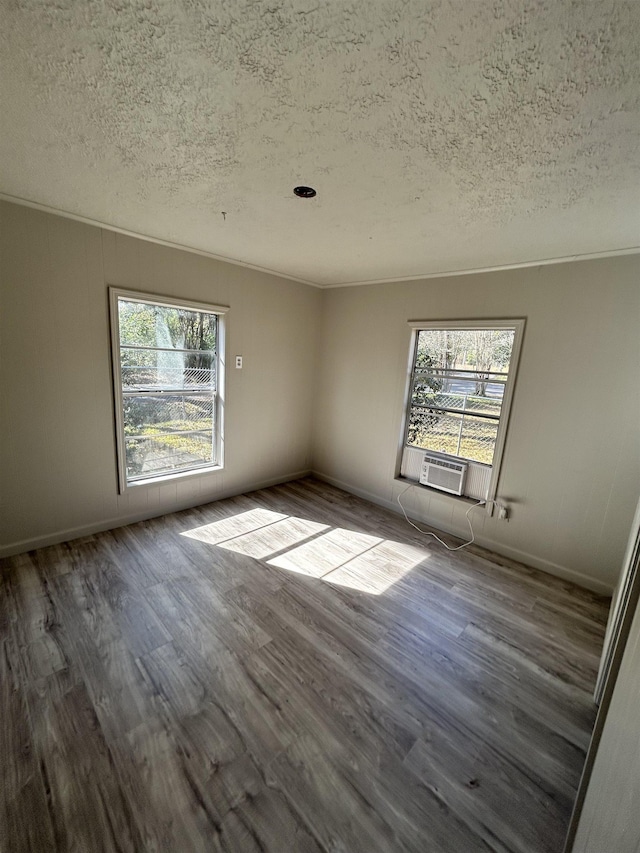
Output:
left=0, top=469, right=311, bottom=559
left=312, top=470, right=614, bottom=596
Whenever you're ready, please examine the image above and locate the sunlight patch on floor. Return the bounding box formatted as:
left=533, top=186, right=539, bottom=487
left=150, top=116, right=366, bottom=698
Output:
left=181, top=509, right=430, bottom=595
left=267, top=528, right=382, bottom=579
left=322, top=539, right=427, bottom=594
left=216, top=516, right=329, bottom=559
left=180, top=508, right=287, bottom=545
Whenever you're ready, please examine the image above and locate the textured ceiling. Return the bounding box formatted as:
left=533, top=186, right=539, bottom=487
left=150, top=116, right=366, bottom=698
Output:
left=1, top=0, right=639, bottom=286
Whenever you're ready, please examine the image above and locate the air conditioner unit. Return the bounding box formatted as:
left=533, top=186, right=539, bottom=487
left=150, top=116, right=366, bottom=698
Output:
left=419, top=454, right=468, bottom=496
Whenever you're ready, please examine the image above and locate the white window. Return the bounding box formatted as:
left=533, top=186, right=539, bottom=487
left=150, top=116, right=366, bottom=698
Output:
left=109, top=288, right=227, bottom=491
left=400, top=319, right=524, bottom=500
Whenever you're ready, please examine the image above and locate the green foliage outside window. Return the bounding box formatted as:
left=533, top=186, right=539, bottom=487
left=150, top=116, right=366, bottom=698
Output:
left=118, top=299, right=217, bottom=477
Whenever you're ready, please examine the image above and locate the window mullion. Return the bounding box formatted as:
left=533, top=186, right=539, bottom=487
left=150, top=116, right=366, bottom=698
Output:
left=410, top=403, right=501, bottom=421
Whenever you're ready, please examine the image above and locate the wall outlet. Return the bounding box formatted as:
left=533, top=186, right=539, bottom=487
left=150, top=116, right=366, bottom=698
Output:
left=235, top=355, right=243, bottom=369
left=487, top=500, right=509, bottom=520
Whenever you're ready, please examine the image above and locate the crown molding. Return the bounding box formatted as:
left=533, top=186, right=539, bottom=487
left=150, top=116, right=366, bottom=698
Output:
left=0, top=192, right=321, bottom=288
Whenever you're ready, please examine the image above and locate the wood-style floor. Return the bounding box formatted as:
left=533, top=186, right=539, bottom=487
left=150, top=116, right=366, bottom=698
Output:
left=1, top=477, right=610, bottom=853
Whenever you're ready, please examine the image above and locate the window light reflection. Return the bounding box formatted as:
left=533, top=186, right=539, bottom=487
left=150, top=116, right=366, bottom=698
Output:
left=180, top=510, right=429, bottom=595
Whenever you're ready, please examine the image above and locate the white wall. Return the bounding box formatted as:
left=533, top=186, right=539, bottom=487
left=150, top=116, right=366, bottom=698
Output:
left=313, top=258, right=640, bottom=593
left=0, top=201, right=321, bottom=555
left=571, top=594, right=640, bottom=852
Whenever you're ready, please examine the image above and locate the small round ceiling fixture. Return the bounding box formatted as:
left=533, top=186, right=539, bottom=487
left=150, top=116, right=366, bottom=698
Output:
left=293, top=185, right=316, bottom=198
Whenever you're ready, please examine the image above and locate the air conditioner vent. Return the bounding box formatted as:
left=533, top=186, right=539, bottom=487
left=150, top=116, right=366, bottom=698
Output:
left=423, top=455, right=465, bottom=473
left=420, top=454, right=468, bottom=496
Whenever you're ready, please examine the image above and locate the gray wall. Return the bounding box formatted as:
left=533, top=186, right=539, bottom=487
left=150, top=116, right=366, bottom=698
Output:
left=313, top=258, right=640, bottom=593
left=0, top=201, right=321, bottom=554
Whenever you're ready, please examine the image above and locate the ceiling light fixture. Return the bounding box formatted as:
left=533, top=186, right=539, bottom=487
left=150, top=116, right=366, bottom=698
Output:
left=293, top=186, right=316, bottom=198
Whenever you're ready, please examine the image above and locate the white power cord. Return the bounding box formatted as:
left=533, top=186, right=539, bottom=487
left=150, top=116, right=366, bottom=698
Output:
left=396, top=485, right=485, bottom=551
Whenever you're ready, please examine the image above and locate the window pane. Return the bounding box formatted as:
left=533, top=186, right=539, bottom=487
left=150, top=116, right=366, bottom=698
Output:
left=407, top=409, right=498, bottom=465
left=118, top=299, right=217, bottom=351
left=123, top=394, right=213, bottom=439
left=125, top=432, right=214, bottom=479
left=121, top=348, right=215, bottom=390
left=406, top=326, right=518, bottom=467
left=415, top=328, right=515, bottom=378
left=111, top=290, right=225, bottom=488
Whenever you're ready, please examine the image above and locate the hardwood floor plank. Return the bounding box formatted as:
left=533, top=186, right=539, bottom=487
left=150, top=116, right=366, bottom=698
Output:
left=145, top=585, right=297, bottom=768
left=405, top=732, right=568, bottom=853
left=0, top=637, right=57, bottom=853
left=1, top=477, right=609, bottom=853
left=107, top=720, right=227, bottom=853
left=27, top=674, right=142, bottom=853
left=101, top=525, right=171, bottom=589
left=49, top=574, right=158, bottom=741
left=137, top=640, right=208, bottom=718
left=7, top=569, right=69, bottom=681
left=382, top=620, right=595, bottom=754
left=188, top=750, right=324, bottom=853
left=249, top=622, right=420, bottom=762
left=135, top=642, right=324, bottom=853
left=454, top=596, right=602, bottom=693
left=457, top=620, right=598, bottom=721
left=268, top=733, right=407, bottom=853
left=169, top=576, right=273, bottom=654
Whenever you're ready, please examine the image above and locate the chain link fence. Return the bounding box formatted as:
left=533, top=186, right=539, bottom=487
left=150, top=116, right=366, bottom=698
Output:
left=408, top=400, right=499, bottom=464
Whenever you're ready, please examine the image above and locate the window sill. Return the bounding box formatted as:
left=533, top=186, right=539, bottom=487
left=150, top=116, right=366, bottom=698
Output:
left=394, top=476, right=485, bottom=508
left=125, top=464, right=224, bottom=490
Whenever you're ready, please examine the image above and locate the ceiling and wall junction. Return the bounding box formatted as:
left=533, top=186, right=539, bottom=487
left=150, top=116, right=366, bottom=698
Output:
left=1, top=0, right=639, bottom=286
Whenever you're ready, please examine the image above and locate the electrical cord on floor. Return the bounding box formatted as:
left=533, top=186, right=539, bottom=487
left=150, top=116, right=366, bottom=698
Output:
left=396, top=485, right=485, bottom=551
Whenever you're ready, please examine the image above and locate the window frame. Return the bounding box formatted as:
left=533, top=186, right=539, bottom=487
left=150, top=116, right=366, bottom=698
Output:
left=399, top=318, right=525, bottom=502
left=109, top=287, right=228, bottom=493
